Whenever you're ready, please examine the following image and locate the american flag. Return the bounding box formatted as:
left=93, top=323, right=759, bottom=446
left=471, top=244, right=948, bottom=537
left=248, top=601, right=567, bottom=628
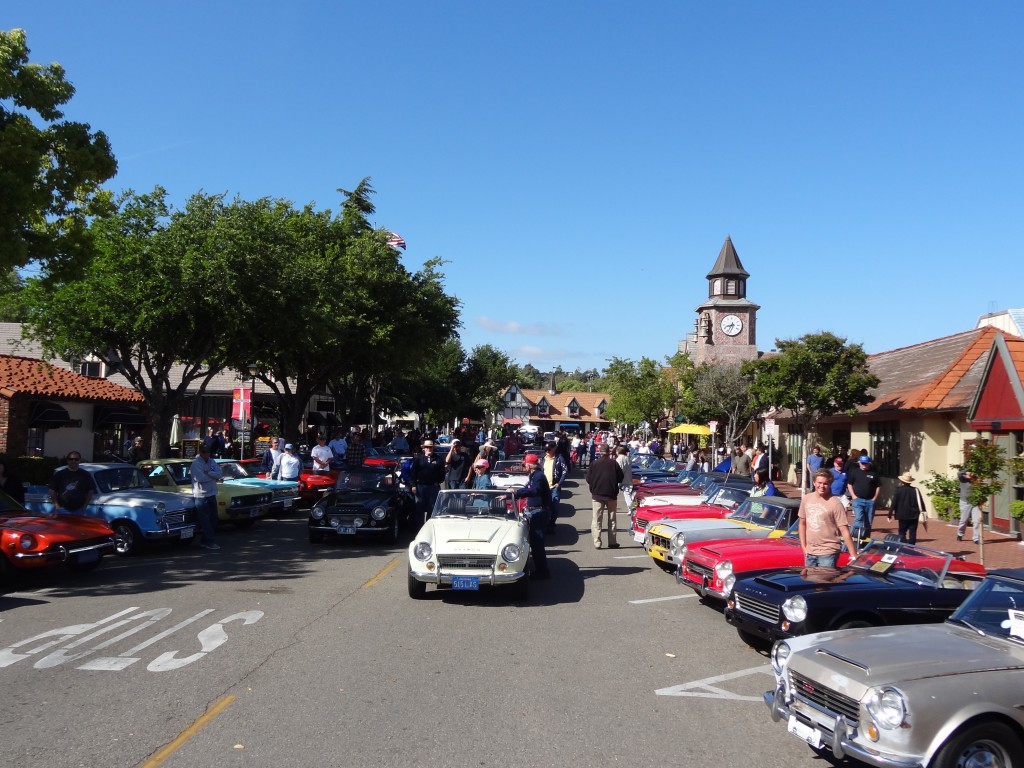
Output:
left=386, top=231, right=407, bottom=250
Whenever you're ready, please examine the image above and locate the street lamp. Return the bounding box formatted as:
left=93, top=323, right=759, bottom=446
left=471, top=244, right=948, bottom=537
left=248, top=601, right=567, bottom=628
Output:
left=247, top=363, right=259, bottom=460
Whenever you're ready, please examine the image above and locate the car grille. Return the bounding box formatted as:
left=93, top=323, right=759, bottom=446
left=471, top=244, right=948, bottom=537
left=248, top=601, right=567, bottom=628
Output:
left=236, top=493, right=271, bottom=508
left=685, top=559, right=713, bottom=580
left=650, top=533, right=671, bottom=549
left=733, top=591, right=780, bottom=624
left=161, top=510, right=193, bottom=526
left=636, top=518, right=649, bottom=531
left=273, top=487, right=296, bottom=499
left=437, top=555, right=494, bottom=570
left=789, top=669, right=860, bottom=729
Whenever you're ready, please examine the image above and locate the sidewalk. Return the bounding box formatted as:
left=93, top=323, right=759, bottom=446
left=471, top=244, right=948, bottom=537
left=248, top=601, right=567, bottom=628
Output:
left=775, top=482, right=1024, bottom=570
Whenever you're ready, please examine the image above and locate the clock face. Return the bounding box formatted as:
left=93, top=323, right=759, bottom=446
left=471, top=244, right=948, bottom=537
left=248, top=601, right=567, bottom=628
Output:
left=720, top=314, right=743, bottom=336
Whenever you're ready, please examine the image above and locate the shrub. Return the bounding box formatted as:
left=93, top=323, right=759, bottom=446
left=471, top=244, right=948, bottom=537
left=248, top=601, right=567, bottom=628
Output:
left=921, top=471, right=960, bottom=522
left=1010, top=500, right=1024, bottom=522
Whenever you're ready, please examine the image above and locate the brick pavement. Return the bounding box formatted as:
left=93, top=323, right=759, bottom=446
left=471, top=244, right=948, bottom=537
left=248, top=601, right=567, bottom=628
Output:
left=774, top=482, right=1024, bottom=571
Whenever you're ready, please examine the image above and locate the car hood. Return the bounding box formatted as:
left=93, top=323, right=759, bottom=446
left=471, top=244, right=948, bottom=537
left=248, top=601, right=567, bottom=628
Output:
left=748, top=568, right=906, bottom=594
left=429, top=518, right=519, bottom=548
left=694, top=536, right=804, bottom=564
left=1, top=513, right=113, bottom=537
left=95, top=489, right=194, bottom=509
left=638, top=503, right=727, bottom=523
left=327, top=490, right=391, bottom=507
left=790, top=624, right=1024, bottom=682
left=651, top=518, right=746, bottom=535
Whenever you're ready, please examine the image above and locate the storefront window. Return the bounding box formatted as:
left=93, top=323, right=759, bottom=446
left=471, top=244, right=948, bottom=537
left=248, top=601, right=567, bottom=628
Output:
left=869, top=420, right=900, bottom=478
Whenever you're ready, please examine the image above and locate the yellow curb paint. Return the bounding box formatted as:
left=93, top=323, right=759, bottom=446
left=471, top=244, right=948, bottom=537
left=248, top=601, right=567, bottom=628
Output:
left=139, top=694, right=235, bottom=768
left=362, top=558, right=400, bottom=589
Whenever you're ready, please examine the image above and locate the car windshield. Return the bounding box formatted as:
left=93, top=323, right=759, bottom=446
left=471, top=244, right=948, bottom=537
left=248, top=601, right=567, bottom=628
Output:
left=948, top=575, right=1024, bottom=643
left=217, top=461, right=254, bottom=480
left=431, top=490, right=519, bottom=519
left=93, top=467, right=153, bottom=493
left=335, top=467, right=393, bottom=492
left=142, top=462, right=191, bottom=485
left=847, top=540, right=953, bottom=585
left=708, top=486, right=750, bottom=510
left=727, top=499, right=791, bottom=528
left=0, top=488, right=27, bottom=516
left=368, top=446, right=398, bottom=458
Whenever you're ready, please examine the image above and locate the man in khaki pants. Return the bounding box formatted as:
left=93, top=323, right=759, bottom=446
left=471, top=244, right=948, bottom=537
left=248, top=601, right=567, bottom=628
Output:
left=587, top=444, right=623, bottom=549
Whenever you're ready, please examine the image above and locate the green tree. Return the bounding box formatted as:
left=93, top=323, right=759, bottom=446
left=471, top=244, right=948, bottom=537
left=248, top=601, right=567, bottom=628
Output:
left=0, top=268, right=27, bottom=321
left=679, top=362, right=758, bottom=448
left=0, top=29, right=117, bottom=273
left=460, top=344, right=519, bottom=424
left=743, top=332, right=879, bottom=489
left=516, top=363, right=545, bottom=389
left=21, top=187, right=238, bottom=457
left=603, top=356, right=674, bottom=434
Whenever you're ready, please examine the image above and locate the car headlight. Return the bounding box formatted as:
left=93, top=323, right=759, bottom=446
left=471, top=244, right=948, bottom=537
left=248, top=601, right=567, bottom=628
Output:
left=230, top=497, right=242, bottom=508
left=311, top=506, right=325, bottom=520
left=353, top=517, right=365, bottom=528
left=671, top=532, right=685, bottom=547
left=715, top=560, right=734, bottom=579
left=18, top=534, right=37, bottom=550
left=677, top=545, right=687, bottom=561
left=866, top=687, right=907, bottom=729
left=723, top=574, right=736, bottom=596
left=782, top=596, right=808, bottom=623
left=770, top=641, right=791, bottom=674
left=501, top=543, right=522, bottom=562
left=413, top=541, right=433, bottom=561
left=371, top=506, right=387, bottom=521
left=154, top=502, right=166, bottom=513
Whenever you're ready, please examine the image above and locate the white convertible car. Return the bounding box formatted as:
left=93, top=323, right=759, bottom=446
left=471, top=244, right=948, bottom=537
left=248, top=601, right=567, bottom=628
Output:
left=408, top=489, right=531, bottom=600
left=488, top=459, right=532, bottom=490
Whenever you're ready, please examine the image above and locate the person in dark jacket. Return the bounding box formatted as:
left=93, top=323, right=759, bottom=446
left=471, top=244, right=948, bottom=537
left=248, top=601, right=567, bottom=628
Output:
left=888, top=471, right=925, bottom=544
left=410, top=440, right=445, bottom=527
left=587, top=445, right=623, bottom=549
left=543, top=442, right=569, bottom=534
left=514, top=453, right=551, bottom=579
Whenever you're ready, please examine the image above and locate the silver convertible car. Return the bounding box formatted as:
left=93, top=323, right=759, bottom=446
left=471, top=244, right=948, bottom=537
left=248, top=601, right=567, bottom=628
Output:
left=407, top=489, right=530, bottom=601
left=765, top=568, right=1024, bottom=768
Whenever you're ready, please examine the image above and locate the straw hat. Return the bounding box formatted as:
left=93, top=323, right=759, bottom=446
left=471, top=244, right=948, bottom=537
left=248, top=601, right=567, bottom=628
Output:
left=898, top=471, right=915, bottom=484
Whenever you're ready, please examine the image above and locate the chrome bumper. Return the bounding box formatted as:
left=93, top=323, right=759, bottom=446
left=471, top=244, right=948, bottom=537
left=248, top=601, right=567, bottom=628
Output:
left=13, top=540, right=115, bottom=562
left=409, top=568, right=526, bottom=586
left=764, top=685, right=924, bottom=768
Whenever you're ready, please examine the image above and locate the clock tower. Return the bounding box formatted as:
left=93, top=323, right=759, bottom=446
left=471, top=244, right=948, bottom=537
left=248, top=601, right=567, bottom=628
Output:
left=686, top=236, right=759, bottom=365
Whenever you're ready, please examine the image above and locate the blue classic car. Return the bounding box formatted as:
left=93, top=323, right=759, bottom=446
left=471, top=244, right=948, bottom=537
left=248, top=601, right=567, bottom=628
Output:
left=25, top=463, right=198, bottom=555
left=215, top=460, right=301, bottom=512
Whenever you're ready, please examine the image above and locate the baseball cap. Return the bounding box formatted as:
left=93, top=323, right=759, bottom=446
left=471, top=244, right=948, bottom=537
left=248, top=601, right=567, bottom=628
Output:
left=474, top=459, right=489, bottom=468
left=858, top=456, right=870, bottom=464
left=284, top=443, right=294, bottom=450
left=523, top=454, right=539, bottom=464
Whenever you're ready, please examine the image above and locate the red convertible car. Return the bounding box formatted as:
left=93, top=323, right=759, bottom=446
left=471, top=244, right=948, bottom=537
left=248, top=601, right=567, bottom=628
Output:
left=631, top=485, right=751, bottom=544
left=238, top=459, right=336, bottom=506
left=0, top=490, right=115, bottom=580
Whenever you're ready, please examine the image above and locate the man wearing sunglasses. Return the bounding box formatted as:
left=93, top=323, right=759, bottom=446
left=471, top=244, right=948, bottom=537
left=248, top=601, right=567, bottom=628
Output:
left=49, top=452, right=94, bottom=515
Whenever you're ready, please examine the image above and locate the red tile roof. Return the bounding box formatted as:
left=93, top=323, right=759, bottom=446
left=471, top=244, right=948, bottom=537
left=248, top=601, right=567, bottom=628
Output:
left=860, top=326, right=1005, bottom=414
left=518, top=389, right=610, bottom=422
left=0, top=355, right=143, bottom=403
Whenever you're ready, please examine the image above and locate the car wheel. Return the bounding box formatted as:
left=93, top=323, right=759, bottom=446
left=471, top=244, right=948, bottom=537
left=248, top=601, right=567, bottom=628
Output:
left=511, top=575, right=529, bottom=601
left=112, top=521, right=142, bottom=556
left=933, top=722, right=1023, bottom=768
left=69, top=554, right=103, bottom=573
left=384, top=515, right=400, bottom=545
left=836, top=620, right=873, bottom=630
left=407, top=572, right=427, bottom=599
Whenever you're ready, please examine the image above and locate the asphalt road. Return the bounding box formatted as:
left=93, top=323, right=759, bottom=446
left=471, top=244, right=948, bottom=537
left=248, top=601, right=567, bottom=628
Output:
left=0, top=476, right=850, bottom=768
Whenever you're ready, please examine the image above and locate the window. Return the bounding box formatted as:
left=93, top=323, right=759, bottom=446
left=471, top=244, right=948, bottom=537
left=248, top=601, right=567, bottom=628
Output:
left=78, top=361, right=102, bottom=377
left=869, top=421, right=900, bottom=478
left=726, top=279, right=736, bottom=295
left=711, top=278, right=721, bottom=296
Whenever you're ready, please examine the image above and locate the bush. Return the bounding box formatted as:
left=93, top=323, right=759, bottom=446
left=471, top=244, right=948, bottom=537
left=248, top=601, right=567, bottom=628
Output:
left=1010, top=500, right=1024, bottom=522
left=921, top=471, right=960, bottom=522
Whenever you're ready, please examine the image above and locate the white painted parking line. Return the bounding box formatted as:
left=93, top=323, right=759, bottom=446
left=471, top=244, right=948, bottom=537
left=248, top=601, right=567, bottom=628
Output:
left=612, top=554, right=648, bottom=559
left=656, top=665, right=772, bottom=700
left=628, top=594, right=696, bottom=604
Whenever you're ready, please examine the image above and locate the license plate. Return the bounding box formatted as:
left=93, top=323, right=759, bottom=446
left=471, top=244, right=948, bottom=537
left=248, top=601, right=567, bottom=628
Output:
left=338, top=525, right=356, bottom=535
left=76, top=549, right=99, bottom=564
left=284, top=499, right=294, bottom=508
left=633, top=531, right=645, bottom=544
left=787, top=715, right=821, bottom=748
left=180, top=527, right=195, bottom=540
left=452, top=576, right=479, bottom=590
left=249, top=509, right=261, bottom=518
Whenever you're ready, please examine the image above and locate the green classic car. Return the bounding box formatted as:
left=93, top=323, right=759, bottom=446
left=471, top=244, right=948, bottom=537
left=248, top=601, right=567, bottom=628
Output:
left=139, top=459, right=274, bottom=527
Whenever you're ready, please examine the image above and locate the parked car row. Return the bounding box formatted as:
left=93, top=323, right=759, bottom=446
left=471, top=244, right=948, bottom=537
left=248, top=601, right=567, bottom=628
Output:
left=634, top=469, right=1018, bottom=768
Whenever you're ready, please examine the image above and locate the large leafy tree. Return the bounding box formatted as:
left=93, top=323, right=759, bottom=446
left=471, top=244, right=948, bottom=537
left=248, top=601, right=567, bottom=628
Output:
left=679, top=361, right=758, bottom=448
left=1, top=29, right=117, bottom=273
left=603, top=356, right=675, bottom=433
left=743, top=332, right=879, bottom=488
left=22, top=187, right=240, bottom=457
left=460, top=344, right=519, bottom=423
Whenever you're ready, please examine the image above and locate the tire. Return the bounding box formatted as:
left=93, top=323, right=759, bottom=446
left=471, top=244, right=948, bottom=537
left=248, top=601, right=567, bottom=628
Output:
left=384, top=514, right=400, bottom=545
left=511, top=575, right=529, bottom=601
left=112, top=521, right=142, bottom=556
left=837, top=620, right=873, bottom=630
left=932, top=721, right=1023, bottom=768
left=407, top=572, right=427, bottom=599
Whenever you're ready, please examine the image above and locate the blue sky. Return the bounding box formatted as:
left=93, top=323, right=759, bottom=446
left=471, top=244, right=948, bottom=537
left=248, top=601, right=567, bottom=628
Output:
left=7, top=2, right=1023, bottom=372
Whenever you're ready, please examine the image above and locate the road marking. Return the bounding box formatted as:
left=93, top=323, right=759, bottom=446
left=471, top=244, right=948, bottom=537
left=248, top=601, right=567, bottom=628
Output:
left=613, top=554, right=648, bottom=559
left=362, top=558, right=400, bottom=589
left=656, top=665, right=772, bottom=700
left=628, top=595, right=696, bottom=604
left=140, top=694, right=236, bottom=768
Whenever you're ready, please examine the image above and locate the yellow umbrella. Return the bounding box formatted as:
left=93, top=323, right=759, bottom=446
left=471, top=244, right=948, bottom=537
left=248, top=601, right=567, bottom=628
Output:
left=668, top=423, right=711, bottom=435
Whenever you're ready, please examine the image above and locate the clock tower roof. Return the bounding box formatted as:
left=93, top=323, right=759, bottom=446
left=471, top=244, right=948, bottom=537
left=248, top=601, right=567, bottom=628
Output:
left=706, top=235, right=750, bottom=280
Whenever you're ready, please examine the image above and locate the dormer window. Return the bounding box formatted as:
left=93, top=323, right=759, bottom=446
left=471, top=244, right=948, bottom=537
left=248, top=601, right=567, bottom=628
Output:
left=567, top=398, right=580, bottom=418
left=711, top=278, right=721, bottom=297
left=726, top=279, right=736, bottom=295
left=537, top=397, right=549, bottom=418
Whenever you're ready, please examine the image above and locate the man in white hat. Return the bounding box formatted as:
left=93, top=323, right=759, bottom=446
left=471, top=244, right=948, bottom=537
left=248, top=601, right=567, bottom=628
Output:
left=889, top=471, right=926, bottom=545
left=410, top=439, right=444, bottom=526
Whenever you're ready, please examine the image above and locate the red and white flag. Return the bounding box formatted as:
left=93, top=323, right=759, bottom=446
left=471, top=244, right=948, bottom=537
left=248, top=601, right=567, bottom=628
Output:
left=386, top=232, right=407, bottom=250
